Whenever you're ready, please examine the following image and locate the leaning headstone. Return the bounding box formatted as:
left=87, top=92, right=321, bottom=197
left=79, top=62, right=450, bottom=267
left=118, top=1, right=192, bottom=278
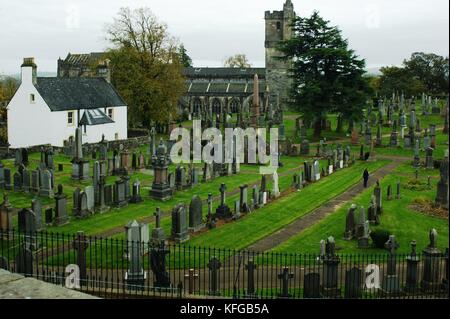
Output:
left=344, top=204, right=357, bottom=240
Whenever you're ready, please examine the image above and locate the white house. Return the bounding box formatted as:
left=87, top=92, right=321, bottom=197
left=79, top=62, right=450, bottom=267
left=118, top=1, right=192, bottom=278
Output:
left=7, top=57, right=127, bottom=148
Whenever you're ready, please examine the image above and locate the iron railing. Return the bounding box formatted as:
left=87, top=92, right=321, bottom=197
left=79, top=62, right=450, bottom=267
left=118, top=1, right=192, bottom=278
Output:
left=0, top=229, right=448, bottom=299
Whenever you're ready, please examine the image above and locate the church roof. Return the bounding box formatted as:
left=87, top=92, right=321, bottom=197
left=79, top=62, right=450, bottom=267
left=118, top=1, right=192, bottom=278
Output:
left=183, top=67, right=266, bottom=80
left=35, top=77, right=126, bottom=112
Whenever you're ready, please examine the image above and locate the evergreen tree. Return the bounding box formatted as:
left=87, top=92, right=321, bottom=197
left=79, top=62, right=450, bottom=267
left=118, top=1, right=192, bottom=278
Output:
left=278, top=11, right=371, bottom=137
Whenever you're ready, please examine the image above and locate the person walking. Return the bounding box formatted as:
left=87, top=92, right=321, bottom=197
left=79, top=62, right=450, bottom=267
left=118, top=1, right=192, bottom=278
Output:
left=363, top=168, right=369, bottom=188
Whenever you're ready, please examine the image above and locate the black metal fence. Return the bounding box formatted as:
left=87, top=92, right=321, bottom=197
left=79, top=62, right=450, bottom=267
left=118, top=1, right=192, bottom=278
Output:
left=0, top=229, right=448, bottom=299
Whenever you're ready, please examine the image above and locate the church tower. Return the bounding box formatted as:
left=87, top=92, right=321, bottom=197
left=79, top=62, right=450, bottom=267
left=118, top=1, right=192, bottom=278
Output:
left=265, top=0, right=295, bottom=109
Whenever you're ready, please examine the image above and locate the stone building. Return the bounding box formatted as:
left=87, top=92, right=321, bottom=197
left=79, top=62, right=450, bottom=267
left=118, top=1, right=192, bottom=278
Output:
left=56, top=1, right=295, bottom=117
left=57, top=52, right=111, bottom=82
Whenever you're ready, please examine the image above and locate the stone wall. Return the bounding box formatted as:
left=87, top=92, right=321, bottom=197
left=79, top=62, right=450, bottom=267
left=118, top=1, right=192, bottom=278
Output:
left=0, top=269, right=98, bottom=299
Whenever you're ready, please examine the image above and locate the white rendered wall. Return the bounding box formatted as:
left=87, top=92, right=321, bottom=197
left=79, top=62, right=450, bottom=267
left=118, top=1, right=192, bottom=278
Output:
left=8, top=66, right=128, bottom=148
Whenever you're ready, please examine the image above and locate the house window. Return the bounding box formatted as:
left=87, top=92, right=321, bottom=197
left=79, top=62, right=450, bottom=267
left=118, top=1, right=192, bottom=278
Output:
left=115, top=133, right=119, bottom=140
left=108, top=108, right=114, bottom=119
left=67, top=111, right=74, bottom=126
left=30, top=94, right=35, bottom=103
left=276, top=21, right=281, bottom=31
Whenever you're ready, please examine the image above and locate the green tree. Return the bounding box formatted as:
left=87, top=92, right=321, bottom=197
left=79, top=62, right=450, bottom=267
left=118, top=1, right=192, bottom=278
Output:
left=278, top=11, right=371, bottom=137
left=403, top=52, right=449, bottom=95
left=179, top=44, right=192, bottom=68
left=106, top=7, right=186, bottom=128
left=223, top=54, right=252, bottom=68
left=377, top=66, right=426, bottom=97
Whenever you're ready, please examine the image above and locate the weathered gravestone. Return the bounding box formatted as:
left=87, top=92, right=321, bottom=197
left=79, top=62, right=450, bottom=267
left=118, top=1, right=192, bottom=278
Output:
left=188, top=195, right=205, bottom=232
left=171, top=205, right=189, bottom=243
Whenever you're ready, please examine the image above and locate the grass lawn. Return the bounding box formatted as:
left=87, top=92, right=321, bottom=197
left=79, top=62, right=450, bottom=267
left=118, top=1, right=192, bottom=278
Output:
left=271, top=164, right=448, bottom=255
left=185, top=159, right=389, bottom=251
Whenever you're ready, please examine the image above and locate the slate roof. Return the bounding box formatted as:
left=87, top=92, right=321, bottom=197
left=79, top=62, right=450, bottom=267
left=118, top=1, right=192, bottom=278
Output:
left=35, top=77, right=126, bottom=112
left=183, top=67, right=266, bottom=80
left=62, top=52, right=106, bottom=66
left=79, top=108, right=114, bottom=126
left=186, top=80, right=267, bottom=95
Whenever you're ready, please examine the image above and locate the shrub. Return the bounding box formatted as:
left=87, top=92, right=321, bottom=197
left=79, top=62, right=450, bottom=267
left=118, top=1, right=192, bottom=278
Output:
left=370, top=229, right=391, bottom=249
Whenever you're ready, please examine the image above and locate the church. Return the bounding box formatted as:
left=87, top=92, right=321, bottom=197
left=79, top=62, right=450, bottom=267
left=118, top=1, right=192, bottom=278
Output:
left=56, top=1, right=295, bottom=119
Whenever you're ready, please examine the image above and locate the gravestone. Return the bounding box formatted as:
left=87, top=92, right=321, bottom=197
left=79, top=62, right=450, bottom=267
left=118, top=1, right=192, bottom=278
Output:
left=303, top=273, right=321, bottom=298
left=152, top=207, right=166, bottom=243
left=54, top=185, right=69, bottom=226
left=215, top=183, right=232, bottom=219
left=31, top=198, right=43, bottom=231
left=277, top=267, right=294, bottom=298
left=207, top=257, right=221, bottom=296
left=421, top=229, right=442, bottom=293
left=15, top=245, right=34, bottom=277
left=188, top=195, right=205, bottom=232
left=72, top=231, right=89, bottom=284
left=272, top=171, right=280, bottom=198
left=321, top=237, right=341, bottom=298
left=130, top=179, right=143, bottom=203
left=245, top=259, right=257, bottom=297
left=39, top=169, right=54, bottom=198
left=171, top=205, right=189, bottom=243
left=113, top=179, right=128, bottom=207
left=124, top=220, right=147, bottom=291
left=435, top=152, right=449, bottom=209
left=404, top=241, right=420, bottom=293
left=239, top=184, right=249, bottom=213
left=85, top=186, right=95, bottom=213
left=382, top=235, right=401, bottom=294
left=13, top=172, right=22, bottom=192
left=345, top=267, right=363, bottom=298
left=344, top=204, right=357, bottom=240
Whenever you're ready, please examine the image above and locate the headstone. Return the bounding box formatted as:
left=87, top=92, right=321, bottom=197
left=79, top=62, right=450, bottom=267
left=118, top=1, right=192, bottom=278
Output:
left=31, top=198, right=43, bottom=231
left=130, top=180, right=143, bottom=203
left=171, top=205, right=189, bottom=243
left=207, top=257, right=221, bottom=296
left=344, top=204, right=357, bottom=240
left=303, top=273, right=321, bottom=298
left=382, top=235, right=401, bottom=294
left=54, top=185, right=68, bottom=226
left=13, top=172, right=22, bottom=192
left=188, top=195, right=205, bottom=232
left=215, top=183, right=232, bottom=219
left=124, top=220, right=147, bottom=290
left=421, top=229, right=442, bottom=293
left=344, top=267, right=363, bottom=298
left=404, top=241, right=420, bottom=293
left=277, top=267, right=294, bottom=298
left=72, top=231, right=89, bottom=284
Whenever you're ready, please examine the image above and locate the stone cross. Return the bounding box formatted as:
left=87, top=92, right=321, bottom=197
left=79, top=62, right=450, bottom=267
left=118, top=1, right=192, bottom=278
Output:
left=278, top=267, right=294, bottom=298
left=385, top=235, right=400, bottom=275
left=72, top=231, right=89, bottom=283
left=184, top=268, right=199, bottom=294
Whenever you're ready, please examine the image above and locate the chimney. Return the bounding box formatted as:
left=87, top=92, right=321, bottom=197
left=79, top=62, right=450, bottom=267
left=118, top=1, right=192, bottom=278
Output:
left=21, top=57, right=37, bottom=85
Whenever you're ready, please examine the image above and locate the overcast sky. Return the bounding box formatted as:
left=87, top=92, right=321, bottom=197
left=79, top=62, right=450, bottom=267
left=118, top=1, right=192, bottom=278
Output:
left=0, top=0, right=448, bottom=75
